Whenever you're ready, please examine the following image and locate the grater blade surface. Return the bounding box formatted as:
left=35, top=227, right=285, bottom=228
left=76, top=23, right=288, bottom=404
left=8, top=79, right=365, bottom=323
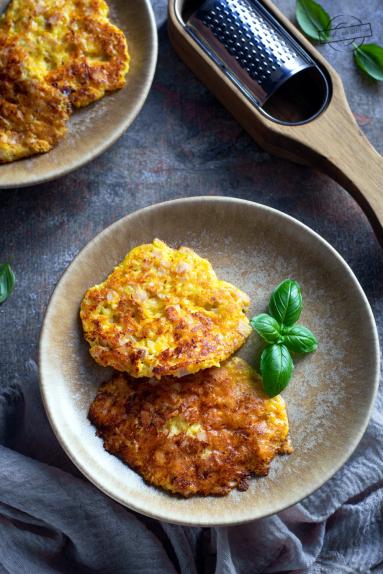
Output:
left=187, top=0, right=315, bottom=106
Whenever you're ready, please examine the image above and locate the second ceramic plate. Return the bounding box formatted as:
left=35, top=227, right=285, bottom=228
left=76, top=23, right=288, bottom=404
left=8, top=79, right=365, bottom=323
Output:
left=0, top=0, right=157, bottom=188
left=39, top=197, right=379, bottom=526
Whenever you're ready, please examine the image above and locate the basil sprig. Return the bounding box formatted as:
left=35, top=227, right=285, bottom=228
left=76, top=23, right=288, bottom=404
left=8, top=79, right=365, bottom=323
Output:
left=269, top=278, right=302, bottom=326
left=260, top=344, right=293, bottom=397
left=354, top=44, right=383, bottom=82
left=250, top=313, right=282, bottom=344
left=251, top=279, right=318, bottom=397
left=295, top=1, right=383, bottom=82
left=282, top=324, right=318, bottom=353
left=0, top=264, right=15, bottom=304
left=296, top=0, right=330, bottom=42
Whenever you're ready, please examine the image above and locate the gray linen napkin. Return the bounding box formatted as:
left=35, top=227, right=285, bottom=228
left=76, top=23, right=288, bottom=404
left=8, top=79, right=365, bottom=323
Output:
left=0, top=359, right=382, bottom=573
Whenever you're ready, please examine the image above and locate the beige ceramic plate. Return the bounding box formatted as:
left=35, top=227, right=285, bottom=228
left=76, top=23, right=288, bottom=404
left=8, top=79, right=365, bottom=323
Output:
left=0, top=0, right=157, bottom=188
left=39, top=197, right=380, bottom=526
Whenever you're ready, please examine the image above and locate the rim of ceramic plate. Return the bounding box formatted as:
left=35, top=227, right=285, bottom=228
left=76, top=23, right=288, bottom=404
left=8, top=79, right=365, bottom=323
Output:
left=39, top=197, right=381, bottom=526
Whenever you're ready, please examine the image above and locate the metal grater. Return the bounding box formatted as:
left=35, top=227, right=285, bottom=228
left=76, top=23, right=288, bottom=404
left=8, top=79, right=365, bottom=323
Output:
left=169, top=0, right=383, bottom=244
left=186, top=0, right=316, bottom=107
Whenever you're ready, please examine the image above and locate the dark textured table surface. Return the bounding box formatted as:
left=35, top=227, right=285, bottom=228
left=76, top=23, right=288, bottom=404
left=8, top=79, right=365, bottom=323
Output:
left=0, top=0, right=382, bottom=464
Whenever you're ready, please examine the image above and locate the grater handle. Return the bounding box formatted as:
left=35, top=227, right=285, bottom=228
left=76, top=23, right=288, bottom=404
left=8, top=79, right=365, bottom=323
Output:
left=285, top=87, right=383, bottom=244
left=169, top=0, right=383, bottom=245
left=322, top=127, right=383, bottom=240
left=250, top=0, right=383, bottom=244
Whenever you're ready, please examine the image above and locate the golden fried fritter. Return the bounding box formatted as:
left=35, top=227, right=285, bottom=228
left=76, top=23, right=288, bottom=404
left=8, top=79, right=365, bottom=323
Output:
left=47, top=17, right=129, bottom=108
left=0, top=0, right=129, bottom=162
left=1, top=0, right=130, bottom=108
left=80, top=239, right=252, bottom=378
left=88, top=357, right=292, bottom=497
left=0, top=35, right=70, bottom=163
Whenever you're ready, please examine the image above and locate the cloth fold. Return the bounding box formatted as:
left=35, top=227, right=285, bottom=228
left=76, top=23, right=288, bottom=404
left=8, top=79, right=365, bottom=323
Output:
left=0, top=359, right=382, bottom=573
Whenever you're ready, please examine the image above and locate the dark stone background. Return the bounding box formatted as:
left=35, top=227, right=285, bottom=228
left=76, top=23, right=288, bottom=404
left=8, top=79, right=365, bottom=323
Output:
left=0, top=0, right=382, bottom=461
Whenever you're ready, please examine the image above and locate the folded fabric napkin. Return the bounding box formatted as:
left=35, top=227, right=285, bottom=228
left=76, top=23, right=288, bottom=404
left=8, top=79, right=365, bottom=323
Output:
left=0, top=359, right=382, bottom=574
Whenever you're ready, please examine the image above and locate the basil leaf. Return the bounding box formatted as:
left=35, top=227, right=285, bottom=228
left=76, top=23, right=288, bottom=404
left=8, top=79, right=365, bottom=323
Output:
left=250, top=313, right=282, bottom=344
left=260, top=344, right=294, bottom=398
left=354, top=44, right=383, bottom=81
left=269, top=279, right=302, bottom=327
left=0, top=263, right=15, bottom=304
left=296, top=0, right=331, bottom=42
left=283, top=324, right=318, bottom=354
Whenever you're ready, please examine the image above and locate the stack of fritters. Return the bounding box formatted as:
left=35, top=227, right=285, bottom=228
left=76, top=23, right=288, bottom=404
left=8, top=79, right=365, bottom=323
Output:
left=0, top=0, right=129, bottom=163
left=81, top=239, right=292, bottom=497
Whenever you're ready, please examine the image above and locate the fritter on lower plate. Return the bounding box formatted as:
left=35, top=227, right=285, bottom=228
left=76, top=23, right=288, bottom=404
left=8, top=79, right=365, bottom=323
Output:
left=81, top=239, right=252, bottom=378
left=88, top=357, right=292, bottom=497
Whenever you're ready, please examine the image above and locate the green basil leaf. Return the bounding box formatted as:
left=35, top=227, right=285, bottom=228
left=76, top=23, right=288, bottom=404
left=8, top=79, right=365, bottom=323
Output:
left=260, top=344, right=294, bottom=397
left=250, top=313, right=282, bottom=344
left=269, top=279, right=302, bottom=327
left=283, top=324, right=318, bottom=354
left=0, top=263, right=15, bottom=304
left=296, top=0, right=331, bottom=42
left=354, top=44, right=383, bottom=81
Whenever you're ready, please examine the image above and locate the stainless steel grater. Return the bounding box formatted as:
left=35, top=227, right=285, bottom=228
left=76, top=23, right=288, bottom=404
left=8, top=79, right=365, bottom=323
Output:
left=169, top=0, right=383, bottom=245
left=186, top=0, right=324, bottom=110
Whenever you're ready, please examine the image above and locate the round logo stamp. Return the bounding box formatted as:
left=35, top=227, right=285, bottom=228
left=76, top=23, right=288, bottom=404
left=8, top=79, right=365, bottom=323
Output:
left=319, top=14, right=372, bottom=51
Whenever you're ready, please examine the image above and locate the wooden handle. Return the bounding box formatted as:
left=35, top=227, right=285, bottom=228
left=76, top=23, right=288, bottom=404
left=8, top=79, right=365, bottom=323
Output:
left=252, top=0, right=383, bottom=243
left=272, top=79, right=383, bottom=243
left=312, top=108, right=383, bottom=239
left=251, top=0, right=383, bottom=241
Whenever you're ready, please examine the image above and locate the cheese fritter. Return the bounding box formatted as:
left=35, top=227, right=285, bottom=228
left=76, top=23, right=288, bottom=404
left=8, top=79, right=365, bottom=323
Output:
left=80, top=239, right=252, bottom=378
left=88, top=357, right=292, bottom=497
left=0, top=0, right=129, bottom=162
left=1, top=0, right=130, bottom=108
left=0, top=35, right=70, bottom=163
